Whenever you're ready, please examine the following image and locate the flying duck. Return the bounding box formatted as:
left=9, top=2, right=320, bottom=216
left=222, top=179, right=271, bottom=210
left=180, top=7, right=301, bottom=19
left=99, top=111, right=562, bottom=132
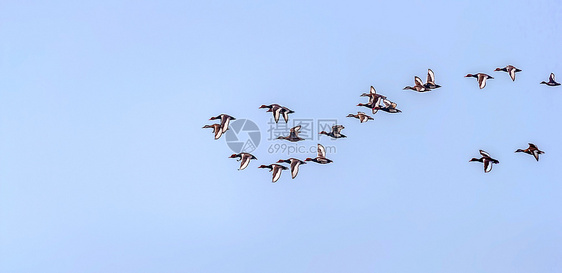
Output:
left=346, top=112, right=374, bottom=123
left=494, top=65, right=521, bottom=81
left=374, top=99, right=402, bottom=113
left=465, top=73, right=493, bottom=89
left=305, top=144, right=333, bottom=164
left=404, top=76, right=431, bottom=92
left=259, top=104, right=295, bottom=123
left=319, top=125, right=347, bottom=139
left=258, top=164, right=288, bottom=183
left=276, top=158, right=306, bottom=179
left=515, top=143, right=544, bottom=161
left=202, top=124, right=223, bottom=140
left=276, top=125, right=305, bottom=142
left=540, top=73, right=560, bottom=86
left=229, top=153, right=258, bottom=170
left=209, top=114, right=236, bottom=134
left=469, top=150, right=499, bottom=173
left=424, top=69, right=441, bottom=89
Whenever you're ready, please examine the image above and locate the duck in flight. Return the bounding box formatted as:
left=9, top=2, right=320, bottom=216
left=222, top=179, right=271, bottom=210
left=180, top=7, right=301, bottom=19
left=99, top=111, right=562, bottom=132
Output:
left=202, top=124, right=224, bottom=140
left=540, top=73, right=560, bottom=86
left=347, top=112, right=374, bottom=123
left=258, top=164, right=289, bottom=183
left=494, top=65, right=521, bottom=81
left=469, top=150, right=499, bottom=173
left=515, top=143, right=544, bottom=161
left=277, top=158, right=306, bottom=179
left=229, top=153, right=257, bottom=170
left=465, top=73, right=493, bottom=89
left=209, top=114, right=236, bottom=134
left=259, top=104, right=295, bottom=123
left=319, top=125, right=347, bottom=139
left=276, top=125, right=305, bottom=142
left=305, top=144, right=333, bottom=164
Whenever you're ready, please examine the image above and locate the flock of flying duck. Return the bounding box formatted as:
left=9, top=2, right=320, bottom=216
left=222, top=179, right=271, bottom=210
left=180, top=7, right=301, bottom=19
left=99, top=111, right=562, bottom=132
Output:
left=204, top=67, right=558, bottom=182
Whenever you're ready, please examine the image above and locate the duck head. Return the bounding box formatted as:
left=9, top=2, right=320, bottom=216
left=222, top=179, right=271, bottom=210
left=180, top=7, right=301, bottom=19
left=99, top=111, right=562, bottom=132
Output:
left=469, top=158, right=480, bottom=162
left=304, top=158, right=313, bottom=162
left=276, top=159, right=289, bottom=164
left=494, top=68, right=503, bottom=72
left=346, top=114, right=356, bottom=118
left=229, top=154, right=239, bottom=158
left=515, top=149, right=524, bottom=153
left=464, top=74, right=474, bottom=78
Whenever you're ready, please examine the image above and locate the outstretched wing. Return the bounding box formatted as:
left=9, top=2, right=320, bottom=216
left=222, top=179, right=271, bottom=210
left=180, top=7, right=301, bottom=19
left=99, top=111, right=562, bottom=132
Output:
left=528, top=143, right=537, bottom=149
left=214, top=125, right=223, bottom=140
left=479, top=150, right=491, bottom=158
left=239, top=154, right=252, bottom=170
left=220, top=115, right=232, bottom=134
left=414, top=76, right=424, bottom=87
left=532, top=150, right=540, bottom=161
left=370, top=86, right=376, bottom=94
left=333, top=125, right=344, bottom=134
left=478, top=74, right=488, bottom=89
left=272, top=166, right=282, bottom=182
left=290, top=125, right=301, bottom=133
left=550, top=73, right=556, bottom=82
left=483, top=159, right=493, bottom=173
left=290, top=160, right=302, bottom=179
left=317, top=144, right=326, bottom=158
left=427, top=69, right=435, bottom=84
left=508, top=66, right=516, bottom=81
left=273, top=107, right=282, bottom=123
left=282, top=110, right=289, bottom=123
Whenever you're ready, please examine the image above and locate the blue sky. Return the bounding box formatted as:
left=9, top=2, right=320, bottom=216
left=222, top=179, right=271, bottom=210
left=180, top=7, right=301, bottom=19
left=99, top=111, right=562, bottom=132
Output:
left=1, top=0, right=562, bottom=272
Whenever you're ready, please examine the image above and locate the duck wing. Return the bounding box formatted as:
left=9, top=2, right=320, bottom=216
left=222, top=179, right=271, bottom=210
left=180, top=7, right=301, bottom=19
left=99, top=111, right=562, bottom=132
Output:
left=213, top=124, right=223, bottom=140
left=507, top=66, right=516, bottom=81
left=271, top=165, right=283, bottom=182
left=483, top=158, right=493, bottom=173
left=220, top=115, right=235, bottom=134
left=317, top=144, right=326, bottom=158
left=532, top=150, right=540, bottom=161
left=332, top=125, right=344, bottom=134
left=479, top=150, right=491, bottom=158
left=414, top=76, right=424, bottom=87
left=290, top=159, right=303, bottom=179
left=477, top=74, right=488, bottom=89
left=239, top=154, right=252, bottom=170
left=550, top=73, right=556, bottom=83
left=272, top=107, right=282, bottom=123
left=427, top=69, right=436, bottom=84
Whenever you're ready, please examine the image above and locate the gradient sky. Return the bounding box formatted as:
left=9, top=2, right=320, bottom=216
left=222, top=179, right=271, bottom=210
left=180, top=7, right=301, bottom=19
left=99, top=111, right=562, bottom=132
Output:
left=1, top=0, right=562, bottom=272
